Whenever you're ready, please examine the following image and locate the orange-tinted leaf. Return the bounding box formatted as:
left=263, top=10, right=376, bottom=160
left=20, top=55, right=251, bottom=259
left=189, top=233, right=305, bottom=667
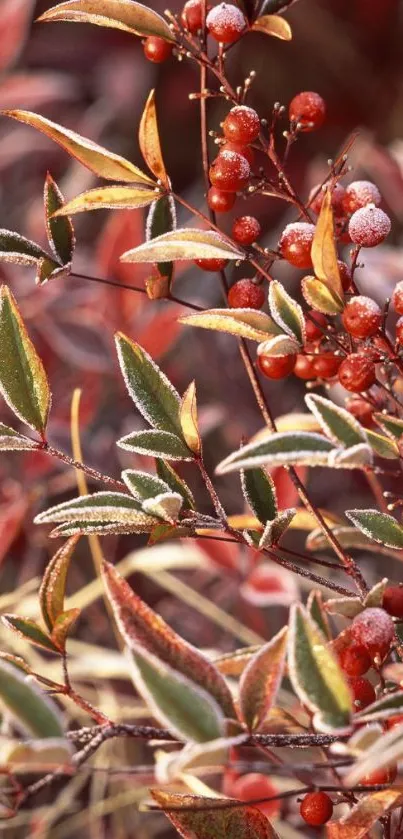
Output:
left=252, top=14, right=292, bottom=40
left=139, top=89, right=169, bottom=187
left=301, top=275, right=344, bottom=315
left=2, top=110, right=155, bottom=184
left=327, top=789, right=403, bottom=839
left=53, top=185, right=159, bottom=215
left=311, top=190, right=344, bottom=299
left=101, top=561, right=235, bottom=717
left=180, top=381, right=201, bottom=456
left=145, top=274, right=170, bottom=299
left=39, top=535, right=80, bottom=631
left=37, top=0, right=175, bottom=42
left=239, top=627, right=288, bottom=731
left=50, top=608, right=80, bottom=652
left=150, top=791, right=280, bottom=838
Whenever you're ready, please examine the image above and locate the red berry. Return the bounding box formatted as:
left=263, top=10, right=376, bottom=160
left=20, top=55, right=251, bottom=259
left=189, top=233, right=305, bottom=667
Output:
left=207, top=187, right=236, bottom=213
left=206, top=3, right=247, bottom=42
left=257, top=353, right=296, bottom=380
left=232, top=216, right=261, bottom=246
left=194, top=257, right=228, bottom=271
left=279, top=222, right=316, bottom=269
left=338, top=354, right=376, bottom=393
left=209, top=150, right=250, bottom=192
left=342, top=296, right=382, bottom=339
left=313, top=352, right=342, bottom=379
left=229, top=774, right=280, bottom=818
left=361, top=766, right=397, bottom=786
left=350, top=677, right=376, bottom=711
left=338, top=260, right=352, bottom=291
left=383, top=585, right=403, bottom=619
left=342, top=180, right=381, bottom=215
left=345, top=397, right=373, bottom=427
left=349, top=206, right=391, bottom=247
left=181, top=0, right=208, bottom=32
left=228, top=279, right=265, bottom=309
left=289, top=91, right=326, bottom=132
left=143, top=36, right=173, bottom=63
left=300, top=792, right=333, bottom=826
left=305, top=311, right=327, bottom=341
left=338, top=644, right=371, bottom=678
left=334, top=214, right=352, bottom=244
left=350, top=607, right=395, bottom=660
left=309, top=182, right=345, bottom=215
left=294, top=354, right=316, bottom=380
left=392, top=281, right=403, bottom=315
left=396, top=316, right=403, bottom=345
left=223, top=105, right=260, bottom=144
left=221, top=141, right=255, bottom=167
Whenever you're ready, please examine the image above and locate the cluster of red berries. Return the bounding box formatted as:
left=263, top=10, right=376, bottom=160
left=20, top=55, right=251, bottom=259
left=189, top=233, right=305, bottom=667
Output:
left=143, top=1, right=249, bottom=62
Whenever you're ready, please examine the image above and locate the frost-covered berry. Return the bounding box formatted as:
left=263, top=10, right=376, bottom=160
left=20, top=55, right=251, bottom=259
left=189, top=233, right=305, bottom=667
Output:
left=338, top=354, right=376, bottom=393
left=207, top=187, right=236, bottom=213
left=257, top=352, right=296, bottom=379
left=209, top=150, right=250, bottom=192
left=348, top=206, right=391, bottom=248
left=279, top=222, right=316, bottom=269
left=221, top=140, right=254, bottom=167
left=342, top=180, right=382, bottom=215
left=289, top=91, right=326, bottom=132
left=181, top=0, right=207, bottom=33
left=143, top=37, right=173, bottom=62
left=223, top=106, right=260, bottom=144
left=206, top=3, right=247, bottom=42
left=338, top=259, right=352, bottom=291
left=309, top=182, right=345, bottom=215
left=350, top=677, right=376, bottom=710
left=228, top=279, right=265, bottom=309
left=351, top=607, right=395, bottom=659
left=342, top=296, right=382, bottom=339
left=300, top=792, right=333, bottom=826
left=392, top=281, right=403, bottom=315
left=232, top=215, right=261, bottom=246
left=383, top=585, right=403, bottom=619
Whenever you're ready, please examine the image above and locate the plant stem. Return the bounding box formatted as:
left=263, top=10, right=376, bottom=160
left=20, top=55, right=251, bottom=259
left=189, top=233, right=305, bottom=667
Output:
left=70, top=271, right=203, bottom=312
left=40, top=443, right=127, bottom=492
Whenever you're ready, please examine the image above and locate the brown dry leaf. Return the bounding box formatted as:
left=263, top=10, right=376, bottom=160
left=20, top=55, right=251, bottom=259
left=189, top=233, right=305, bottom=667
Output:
left=311, top=190, right=344, bottom=300
left=252, top=14, right=292, bottom=41
left=180, top=381, right=201, bottom=456
left=139, top=89, right=169, bottom=188
left=150, top=791, right=280, bottom=838
left=327, top=788, right=403, bottom=839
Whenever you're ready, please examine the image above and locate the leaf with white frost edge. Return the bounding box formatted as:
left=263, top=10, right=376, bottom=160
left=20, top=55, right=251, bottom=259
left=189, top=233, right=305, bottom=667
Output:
left=156, top=460, right=195, bottom=510
left=257, top=334, right=300, bottom=357
left=37, top=0, right=176, bottom=42
left=0, top=424, right=37, bottom=451
left=180, top=308, right=280, bottom=343
left=345, top=509, right=403, bottom=549
left=0, top=229, right=53, bottom=267
left=305, top=393, right=367, bottom=447
left=118, top=430, right=193, bottom=460
left=258, top=509, right=296, bottom=548
left=0, top=659, right=64, bottom=738
left=241, top=467, right=277, bottom=525
left=216, top=431, right=335, bottom=474
left=122, top=469, right=171, bottom=501
left=288, top=603, right=352, bottom=733
left=120, top=228, right=244, bottom=263
left=328, top=443, right=373, bottom=469
left=142, top=492, right=183, bottom=523
left=239, top=626, right=288, bottom=731
left=268, top=280, right=305, bottom=344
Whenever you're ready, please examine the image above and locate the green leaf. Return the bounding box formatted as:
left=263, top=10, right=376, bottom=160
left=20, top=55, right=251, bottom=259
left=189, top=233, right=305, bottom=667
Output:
left=355, top=690, right=403, bottom=723
left=305, top=393, right=367, bottom=447
left=37, top=0, right=176, bottom=41
left=39, top=535, right=80, bottom=631
left=306, top=525, right=399, bottom=557
left=151, top=791, right=280, bottom=839
left=142, top=491, right=183, bottom=523
left=122, top=469, right=171, bottom=501
left=129, top=649, right=225, bottom=742
left=0, top=424, right=37, bottom=451
left=0, top=659, right=64, bottom=737
left=346, top=509, right=403, bottom=549
left=258, top=508, right=296, bottom=548
left=3, top=110, right=155, bottom=185
left=36, top=259, right=68, bottom=286
left=216, top=431, right=335, bottom=475
left=156, top=460, right=195, bottom=510
left=120, top=228, right=244, bottom=263
left=239, top=626, right=288, bottom=732
left=1, top=615, right=59, bottom=653
left=374, top=412, right=403, bottom=440
left=44, top=172, right=75, bottom=265
left=34, top=492, right=159, bottom=531
left=307, top=590, right=331, bottom=640
left=301, top=275, right=344, bottom=315
left=146, top=194, right=176, bottom=285
left=115, top=333, right=183, bottom=435
left=0, top=285, right=51, bottom=433
left=288, top=603, right=352, bottom=732
left=180, top=308, right=280, bottom=343
left=327, top=443, right=373, bottom=469
left=241, top=467, right=277, bottom=524
left=102, top=561, right=235, bottom=717
left=0, top=229, right=51, bottom=267
left=268, top=280, right=305, bottom=344
left=49, top=519, right=156, bottom=538
left=366, top=429, right=399, bottom=460
left=54, top=185, right=159, bottom=216
left=118, top=429, right=192, bottom=460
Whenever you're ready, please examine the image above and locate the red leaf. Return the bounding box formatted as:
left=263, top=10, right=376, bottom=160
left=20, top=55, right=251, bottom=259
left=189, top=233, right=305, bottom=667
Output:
left=150, top=791, right=280, bottom=839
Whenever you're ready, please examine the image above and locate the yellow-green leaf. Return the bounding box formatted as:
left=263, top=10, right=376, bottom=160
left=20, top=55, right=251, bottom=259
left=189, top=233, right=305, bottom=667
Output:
left=37, top=0, right=175, bottom=41
left=39, top=536, right=80, bottom=631
left=44, top=172, right=75, bottom=265
left=180, top=308, right=279, bottom=342
left=252, top=14, right=292, bottom=40
left=0, top=286, right=51, bottom=434
left=53, top=185, right=160, bottom=216
left=180, top=381, right=201, bottom=456
left=301, top=275, right=344, bottom=315
left=2, top=110, right=155, bottom=184
left=120, top=228, right=244, bottom=263
left=1, top=615, right=59, bottom=653
left=0, top=660, right=64, bottom=737
left=311, top=189, right=344, bottom=299
left=139, top=89, right=169, bottom=187
left=0, top=423, right=37, bottom=451
left=239, top=627, right=288, bottom=731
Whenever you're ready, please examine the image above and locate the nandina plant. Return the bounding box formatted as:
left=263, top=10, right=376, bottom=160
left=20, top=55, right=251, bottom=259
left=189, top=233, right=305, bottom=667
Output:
left=0, top=1, right=403, bottom=836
